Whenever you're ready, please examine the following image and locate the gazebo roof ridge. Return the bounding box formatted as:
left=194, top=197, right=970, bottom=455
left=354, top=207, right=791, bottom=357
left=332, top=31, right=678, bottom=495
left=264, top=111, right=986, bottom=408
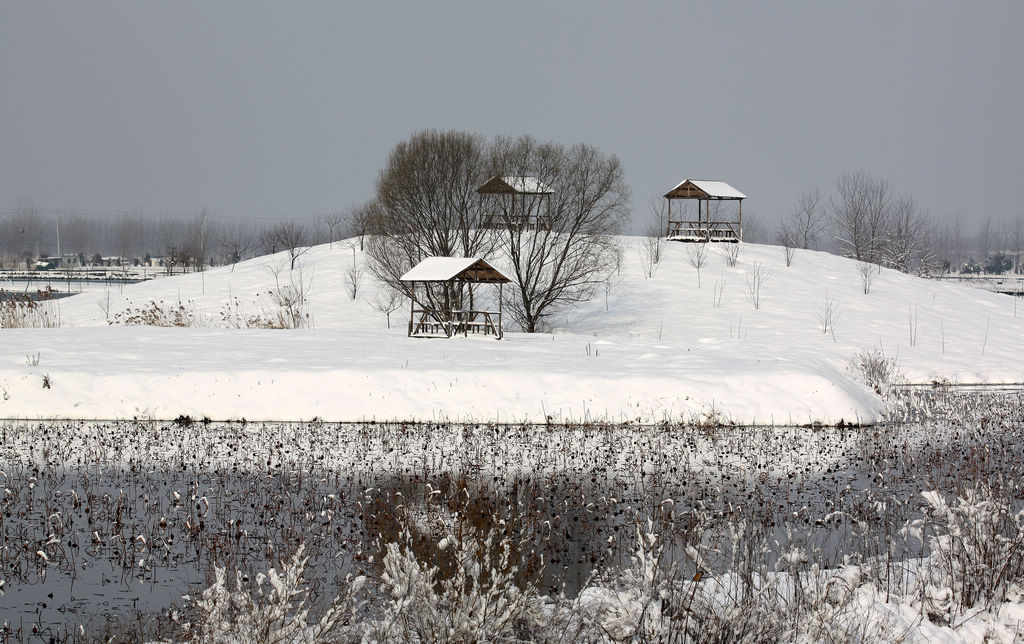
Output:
left=400, top=257, right=511, bottom=283
left=476, top=175, right=554, bottom=195
left=664, top=179, right=746, bottom=200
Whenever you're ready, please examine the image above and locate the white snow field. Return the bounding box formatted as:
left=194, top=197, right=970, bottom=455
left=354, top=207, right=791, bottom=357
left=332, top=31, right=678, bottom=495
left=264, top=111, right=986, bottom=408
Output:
left=1, top=238, right=1021, bottom=423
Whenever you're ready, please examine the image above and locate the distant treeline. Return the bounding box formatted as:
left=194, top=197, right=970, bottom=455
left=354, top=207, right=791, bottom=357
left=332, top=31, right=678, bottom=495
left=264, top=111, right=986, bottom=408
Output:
left=0, top=209, right=361, bottom=271
left=3, top=171, right=1023, bottom=276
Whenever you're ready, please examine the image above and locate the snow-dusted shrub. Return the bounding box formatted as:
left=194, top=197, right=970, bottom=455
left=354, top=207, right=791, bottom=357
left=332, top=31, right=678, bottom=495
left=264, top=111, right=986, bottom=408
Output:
left=185, top=544, right=365, bottom=643
left=914, top=483, right=1024, bottom=620
left=218, top=292, right=310, bottom=329
left=110, top=299, right=208, bottom=327
left=576, top=520, right=688, bottom=641
left=364, top=521, right=546, bottom=642
left=850, top=345, right=900, bottom=394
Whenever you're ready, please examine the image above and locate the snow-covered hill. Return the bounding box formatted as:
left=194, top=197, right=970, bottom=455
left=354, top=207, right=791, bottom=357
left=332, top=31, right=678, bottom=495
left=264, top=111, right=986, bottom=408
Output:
left=2, top=238, right=1021, bottom=423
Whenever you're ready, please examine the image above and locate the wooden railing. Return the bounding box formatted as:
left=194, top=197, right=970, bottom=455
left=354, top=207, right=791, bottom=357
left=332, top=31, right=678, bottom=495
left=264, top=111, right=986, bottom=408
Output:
left=452, top=309, right=503, bottom=339
left=479, top=213, right=550, bottom=231
left=667, top=220, right=740, bottom=242
left=408, top=308, right=503, bottom=339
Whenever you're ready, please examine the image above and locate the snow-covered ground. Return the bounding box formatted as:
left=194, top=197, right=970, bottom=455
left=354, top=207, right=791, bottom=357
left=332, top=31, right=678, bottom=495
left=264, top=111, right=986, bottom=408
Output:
left=2, top=238, right=1021, bottom=423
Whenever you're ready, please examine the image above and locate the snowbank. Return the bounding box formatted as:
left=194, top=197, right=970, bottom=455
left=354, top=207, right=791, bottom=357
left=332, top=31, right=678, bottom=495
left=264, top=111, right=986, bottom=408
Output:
left=2, top=239, right=1021, bottom=423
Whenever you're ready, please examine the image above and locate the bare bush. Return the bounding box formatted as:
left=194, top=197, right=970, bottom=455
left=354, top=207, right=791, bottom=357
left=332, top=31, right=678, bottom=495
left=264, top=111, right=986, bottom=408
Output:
left=344, top=263, right=363, bottom=300
left=0, top=289, right=60, bottom=328
left=714, top=278, right=726, bottom=309
left=777, top=226, right=797, bottom=266
left=640, top=198, right=666, bottom=278
left=814, top=290, right=840, bottom=341
left=686, top=243, right=710, bottom=288
left=723, top=241, right=741, bottom=267
left=638, top=237, right=660, bottom=278
left=857, top=260, right=875, bottom=294
left=255, top=260, right=315, bottom=328
left=745, top=261, right=771, bottom=309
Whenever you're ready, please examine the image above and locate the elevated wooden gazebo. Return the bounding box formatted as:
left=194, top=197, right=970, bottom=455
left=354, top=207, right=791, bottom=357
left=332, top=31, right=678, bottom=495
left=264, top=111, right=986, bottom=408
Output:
left=400, top=257, right=511, bottom=339
left=665, top=179, right=746, bottom=242
left=477, top=175, right=554, bottom=230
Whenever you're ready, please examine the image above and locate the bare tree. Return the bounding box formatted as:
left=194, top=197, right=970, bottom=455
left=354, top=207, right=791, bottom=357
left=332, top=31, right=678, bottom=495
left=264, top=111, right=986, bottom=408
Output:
left=344, top=262, right=363, bottom=300
left=5, top=204, right=43, bottom=268
left=366, top=130, right=493, bottom=308
left=777, top=226, right=796, bottom=267
left=639, top=237, right=659, bottom=278
left=219, top=222, right=255, bottom=269
left=347, top=200, right=382, bottom=251
left=831, top=171, right=892, bottom=264
left=788, top=187, right=826, bottom=249
left=321, top=212, right=345, bottom=248
left=366, top=131, right=628, bottom=333
left=370, top=286, right=405, bottom=329
left=933, top=214, right=964, bottom=273
left=978, top=216, right=993, bottom=260
left=265, top=221, right=311, bottom=270
left=187, top=211, right=213, bottom=270
left=490, top=137, right=629, bottom=332
left=686, top=243, right=709, bottom=288
left=1013, top=217, right=1023, bottom=273
left=885, top=195, right=934, bottom=274
left=116, top=212, right=143, bottom=264
left=638, top=198, right=666, bottom=277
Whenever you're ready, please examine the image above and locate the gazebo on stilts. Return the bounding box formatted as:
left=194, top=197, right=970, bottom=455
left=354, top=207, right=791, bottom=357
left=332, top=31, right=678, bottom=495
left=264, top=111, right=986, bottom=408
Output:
left=400, top=257, right=511, bottom=339
left=476, top=175, right=554, bottom=230
left=665, top=179, right=746, bottom=242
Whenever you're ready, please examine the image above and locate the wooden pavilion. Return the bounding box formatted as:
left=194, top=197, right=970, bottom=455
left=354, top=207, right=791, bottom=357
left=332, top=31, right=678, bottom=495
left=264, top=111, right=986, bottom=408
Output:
left=400, top=257, right=511, bottom=339
left=476, top=175, right=554, bottom=230
left=664, top=179, right=746, bottom=242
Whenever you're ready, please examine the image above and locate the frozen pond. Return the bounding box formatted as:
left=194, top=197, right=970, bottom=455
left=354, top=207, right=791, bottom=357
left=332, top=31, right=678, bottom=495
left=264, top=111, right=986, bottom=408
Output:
left=0, top=390, right=1021, bottom=639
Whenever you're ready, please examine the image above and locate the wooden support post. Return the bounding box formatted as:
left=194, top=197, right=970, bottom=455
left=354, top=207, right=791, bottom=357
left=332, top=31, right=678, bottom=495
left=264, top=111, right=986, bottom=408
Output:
left=408, top=282, right=415, bottom=336
left=444, top=281, right=452, bottom=338
left=738, top=199, right=743, bottom=241
left=498, top=282, right=504, bottom=340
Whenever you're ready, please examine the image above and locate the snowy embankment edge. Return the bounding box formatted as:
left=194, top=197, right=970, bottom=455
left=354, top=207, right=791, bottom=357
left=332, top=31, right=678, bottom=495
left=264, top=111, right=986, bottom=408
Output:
left=0, top=327, right=885, bottom=425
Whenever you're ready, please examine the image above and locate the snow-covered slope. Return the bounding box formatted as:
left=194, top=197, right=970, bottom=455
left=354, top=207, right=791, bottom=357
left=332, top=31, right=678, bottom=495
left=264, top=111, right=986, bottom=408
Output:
left=2, top=239, right=1021, bottom=423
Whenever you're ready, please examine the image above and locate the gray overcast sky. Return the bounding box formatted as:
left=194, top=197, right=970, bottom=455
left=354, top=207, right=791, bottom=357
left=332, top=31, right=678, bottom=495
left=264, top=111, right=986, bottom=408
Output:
left=1, top=1, right=1021, bottom=232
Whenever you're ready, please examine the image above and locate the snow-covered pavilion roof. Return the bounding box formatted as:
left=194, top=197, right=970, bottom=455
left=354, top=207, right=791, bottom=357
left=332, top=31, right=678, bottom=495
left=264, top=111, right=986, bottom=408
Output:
left=400, top=257, right=511, bottom=283
left=665, top=179, right=746, bottom=200
left=477, top=175, right=554, bottom=195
